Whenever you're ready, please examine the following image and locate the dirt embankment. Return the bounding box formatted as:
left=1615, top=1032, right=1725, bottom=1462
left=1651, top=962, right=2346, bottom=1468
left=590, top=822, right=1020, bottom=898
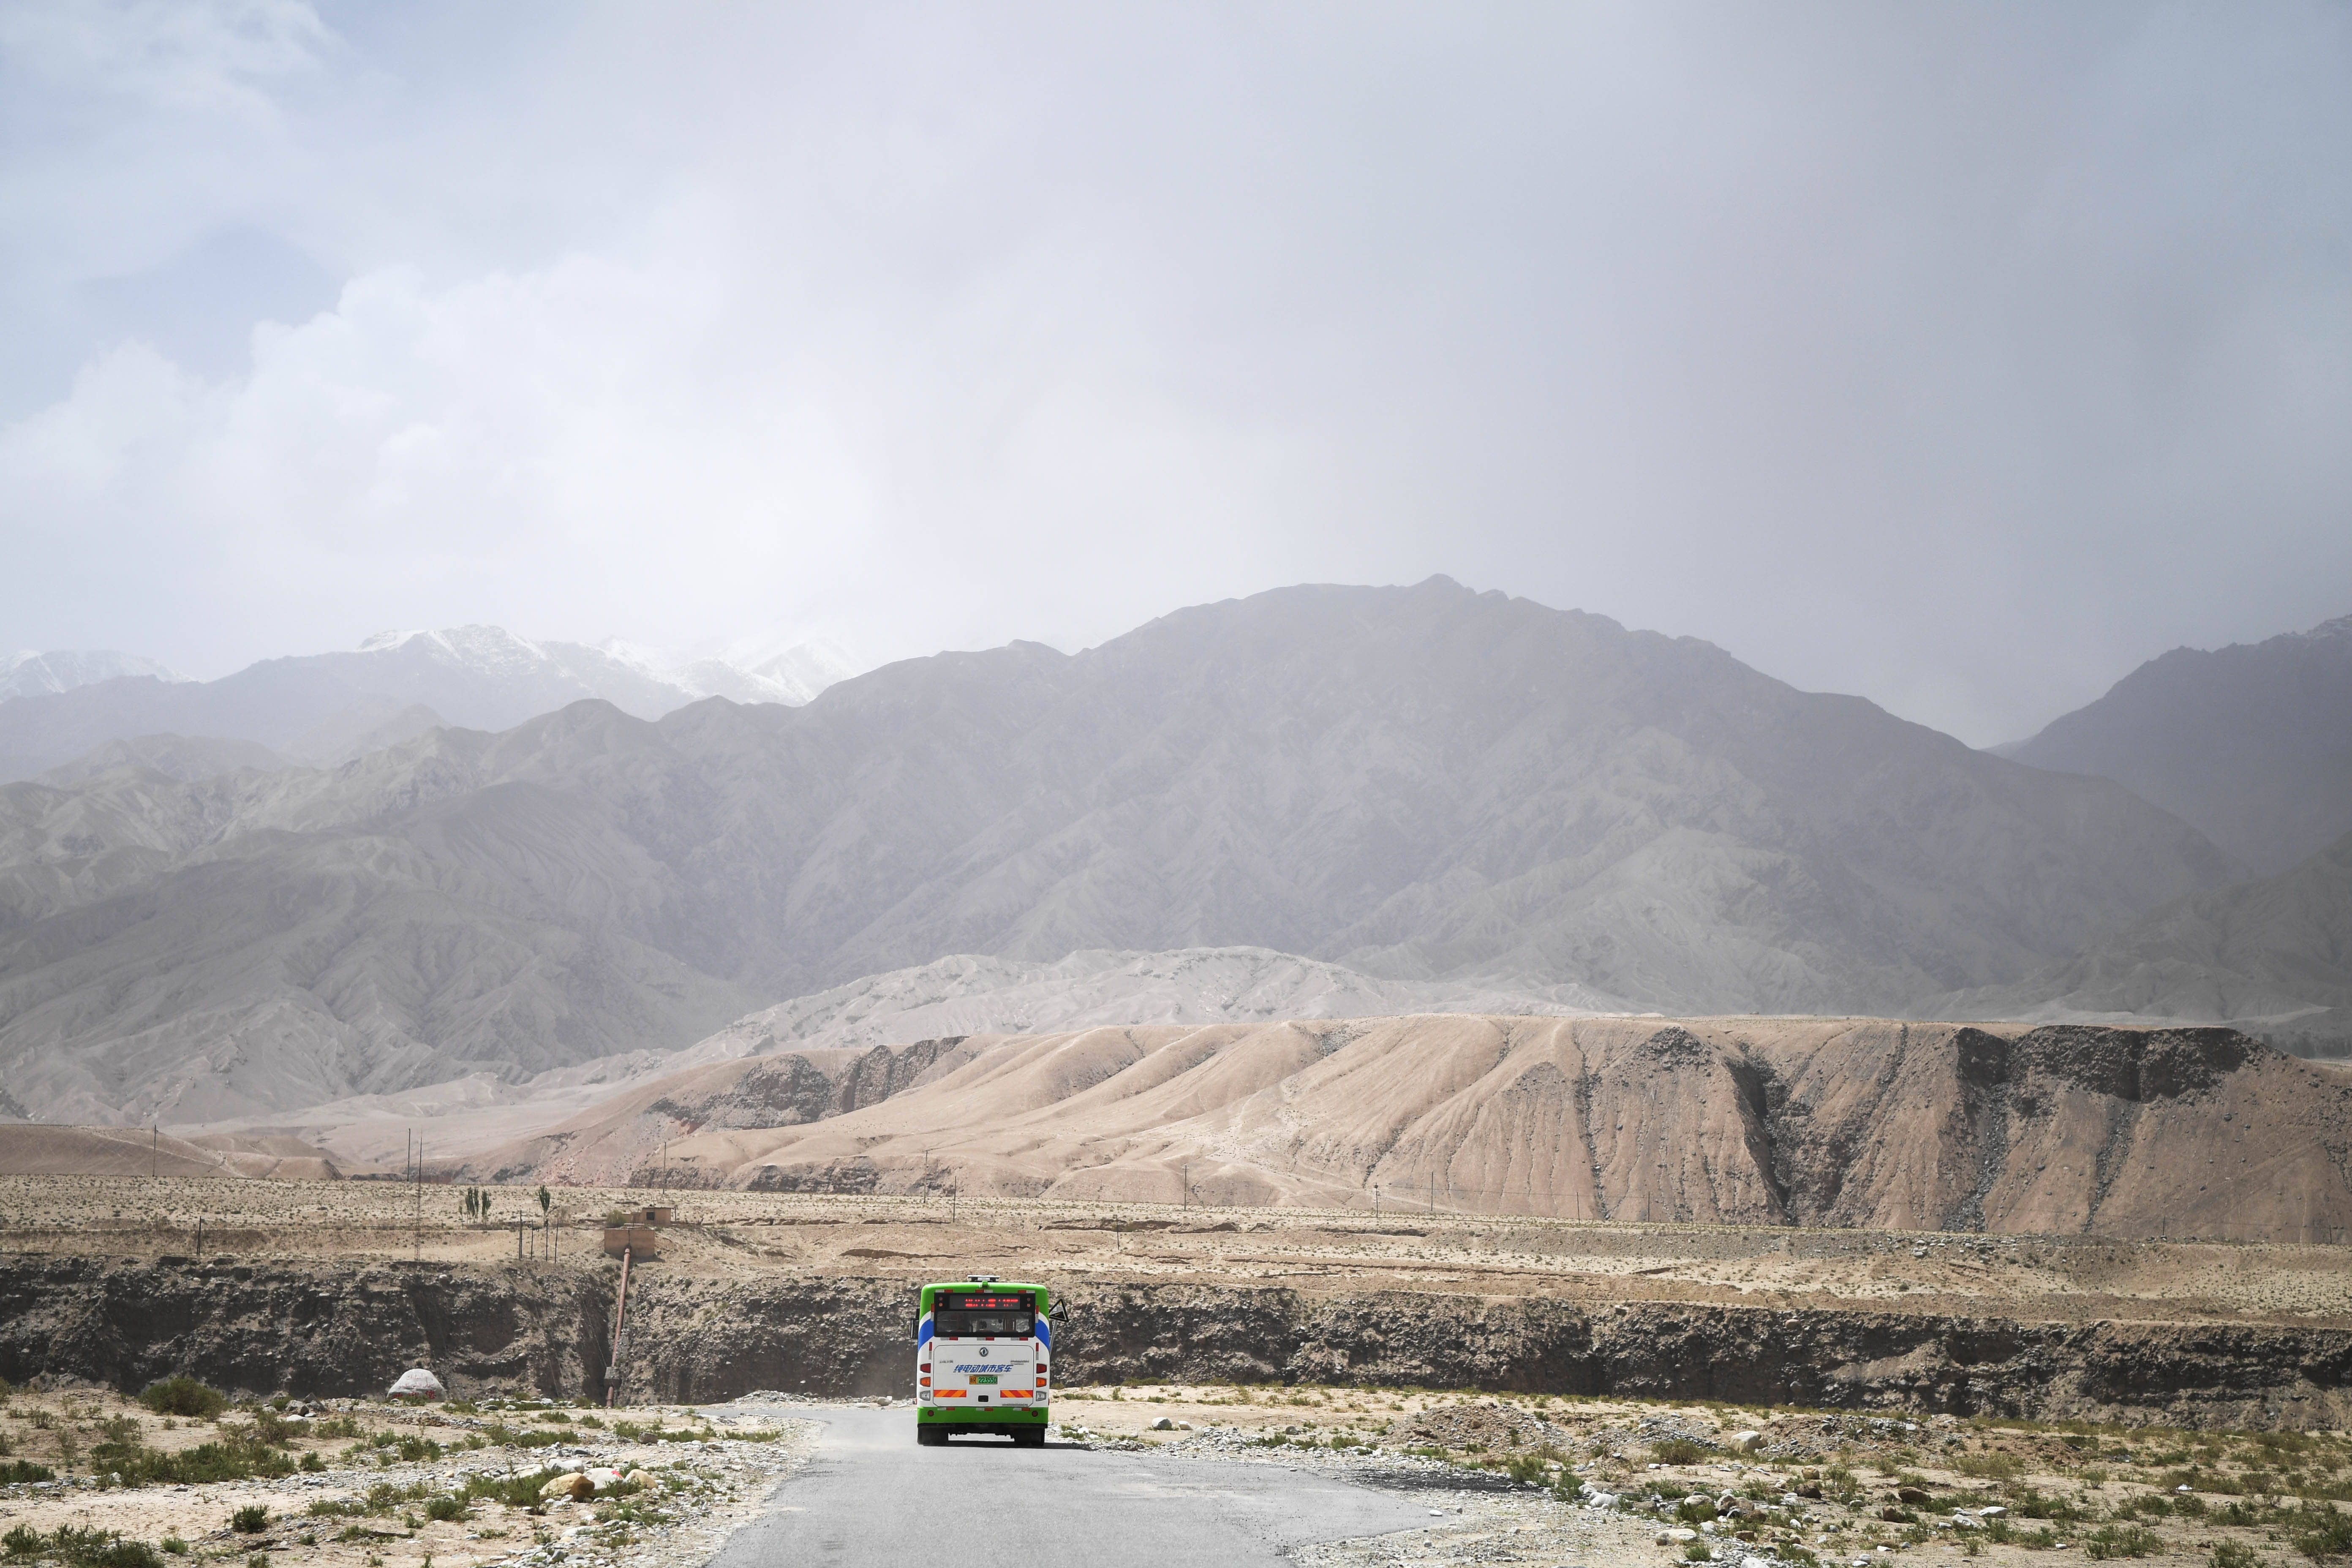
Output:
left=4, top=1256, right=2346, bottom=1431
left=0, top=1255, right=613, bottom=1399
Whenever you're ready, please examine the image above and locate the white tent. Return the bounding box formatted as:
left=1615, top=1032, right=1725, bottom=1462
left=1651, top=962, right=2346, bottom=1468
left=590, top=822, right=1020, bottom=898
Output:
left=388, top=1368, right=445, bottom=1401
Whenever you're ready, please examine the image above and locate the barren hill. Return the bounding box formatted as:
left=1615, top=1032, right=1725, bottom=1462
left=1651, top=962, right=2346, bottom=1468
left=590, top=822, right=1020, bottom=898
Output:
left=470, top=1013, right=2352, bottom=1241
left=0, top=1124, right=339, bottom=1179
left=0, top=579, right=2238, bottom=1124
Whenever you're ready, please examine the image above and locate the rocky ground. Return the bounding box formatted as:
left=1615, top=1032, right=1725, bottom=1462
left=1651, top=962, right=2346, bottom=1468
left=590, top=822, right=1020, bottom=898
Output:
left=1037, top=1383, right=2352, bottom=1568
left=0, top=1384, right=815, bottom=1568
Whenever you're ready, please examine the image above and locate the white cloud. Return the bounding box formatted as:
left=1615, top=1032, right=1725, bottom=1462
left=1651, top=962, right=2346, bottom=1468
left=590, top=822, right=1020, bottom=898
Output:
left=0, top=0, right=326, bottom=113
left=1, top=3, right=2349, bottom=740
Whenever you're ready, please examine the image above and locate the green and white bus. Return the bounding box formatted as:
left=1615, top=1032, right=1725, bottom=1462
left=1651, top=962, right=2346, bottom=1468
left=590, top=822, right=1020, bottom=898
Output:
left=915, top=1277, right=1051, bottom=1446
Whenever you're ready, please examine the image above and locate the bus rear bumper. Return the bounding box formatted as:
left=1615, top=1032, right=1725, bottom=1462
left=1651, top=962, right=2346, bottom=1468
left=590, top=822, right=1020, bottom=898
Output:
left=917, top=1405, right=1048, bottom=1430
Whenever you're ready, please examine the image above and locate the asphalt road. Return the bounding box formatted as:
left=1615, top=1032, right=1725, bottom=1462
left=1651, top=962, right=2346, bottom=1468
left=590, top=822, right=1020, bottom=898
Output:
left=707, top=1405, right=1430, bottom=1568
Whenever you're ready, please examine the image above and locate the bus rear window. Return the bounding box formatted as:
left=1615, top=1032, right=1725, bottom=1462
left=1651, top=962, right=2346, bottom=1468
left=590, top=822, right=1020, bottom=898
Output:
left=933, top=1309, right=1032, bottom=1337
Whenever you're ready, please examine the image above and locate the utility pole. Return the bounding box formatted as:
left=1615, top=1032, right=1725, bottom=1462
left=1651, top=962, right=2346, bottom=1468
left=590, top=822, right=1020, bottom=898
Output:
left=151, top=1124, right=157, bottom=1180
left=414, top=1138, right=423, bottom=1263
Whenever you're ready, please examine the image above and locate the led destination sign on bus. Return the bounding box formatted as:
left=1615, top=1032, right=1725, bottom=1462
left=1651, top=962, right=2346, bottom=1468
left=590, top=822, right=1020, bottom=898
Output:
left=938, top=1293, right=1034, bottom=1312
left=933, top=1290, right=1037, bottom=1337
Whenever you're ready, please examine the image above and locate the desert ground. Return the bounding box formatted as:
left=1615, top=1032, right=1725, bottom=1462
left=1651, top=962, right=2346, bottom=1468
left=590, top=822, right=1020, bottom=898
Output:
left=4, top=1373, right=2349, bottom=1568
left=2, top=1175, right=2348, bottom=1329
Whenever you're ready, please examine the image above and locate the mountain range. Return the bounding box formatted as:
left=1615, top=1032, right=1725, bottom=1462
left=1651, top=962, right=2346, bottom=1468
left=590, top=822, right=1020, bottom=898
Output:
left=0, top=626, right=857, bottom=780
left=1953, top=825, right=2352, bottom=1053
left=0, top=578, right=2254, bottom=1127
left=2006, top=612, right=2352, bottom=876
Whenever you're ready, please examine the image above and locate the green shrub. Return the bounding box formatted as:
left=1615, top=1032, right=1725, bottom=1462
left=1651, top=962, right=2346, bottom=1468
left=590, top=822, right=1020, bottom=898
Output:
left=1504, top=1453, right=1549, bottom=1485
left=458, top=1469, right=564, bottom=1512
left=3, top=1530, right=164, bottom=1568
left=230, top=1508, right=270, bottom=1535
left=239, top=1411, right=296, bottom=1448
left=87, top=1432, right=295, bottom=1488
left=158, top=1543, right=185, bottom=1559
left=137, top=1380, right=226, bottom=1420
left=2292, top=1508, right=2352, bottom=1560
left=0, top=1462, right=55, bottom=1484
left=2213, top=1542, right=2263, bottom=1568
left=360, top=1482, right=432, bottom=1514
left=2011, top=1488, right=2093, bottom=1525
left=2085, top=1524, right=2164, bottom=1559
left=1959, top=1454, right=2024, bottom=1481
left=423, top=1498, right=468, bottom=1524
left=1655, top=1438, right=1710, bottom=1465
left=481, top=1424, right=567, bottom=1449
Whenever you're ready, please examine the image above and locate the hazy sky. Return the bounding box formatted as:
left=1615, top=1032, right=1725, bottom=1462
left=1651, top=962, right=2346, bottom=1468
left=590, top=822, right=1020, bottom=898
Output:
left=2, top=3, right=2347, bottom=744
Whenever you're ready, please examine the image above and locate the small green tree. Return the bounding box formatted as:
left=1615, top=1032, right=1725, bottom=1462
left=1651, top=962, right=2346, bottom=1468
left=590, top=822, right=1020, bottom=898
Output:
left=536, top=1186, right=551, bottom=1218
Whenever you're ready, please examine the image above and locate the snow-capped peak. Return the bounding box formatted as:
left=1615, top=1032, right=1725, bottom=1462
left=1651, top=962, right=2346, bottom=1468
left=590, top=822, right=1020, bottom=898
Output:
left=354, top=625, right=855, bottom=709
left=591, top=630, right=860, bottom=706
left=0, top=649, right=189, bottom=700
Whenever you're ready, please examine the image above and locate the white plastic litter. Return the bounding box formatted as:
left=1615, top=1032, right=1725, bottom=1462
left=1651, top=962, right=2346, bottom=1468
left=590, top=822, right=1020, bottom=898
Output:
left=387, top=1368, right=444, bottom=1401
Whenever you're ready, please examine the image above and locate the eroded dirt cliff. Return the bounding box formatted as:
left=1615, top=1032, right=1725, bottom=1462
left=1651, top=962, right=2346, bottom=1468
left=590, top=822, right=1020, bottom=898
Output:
left=4, top=1257, right=2342, bottom=1431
